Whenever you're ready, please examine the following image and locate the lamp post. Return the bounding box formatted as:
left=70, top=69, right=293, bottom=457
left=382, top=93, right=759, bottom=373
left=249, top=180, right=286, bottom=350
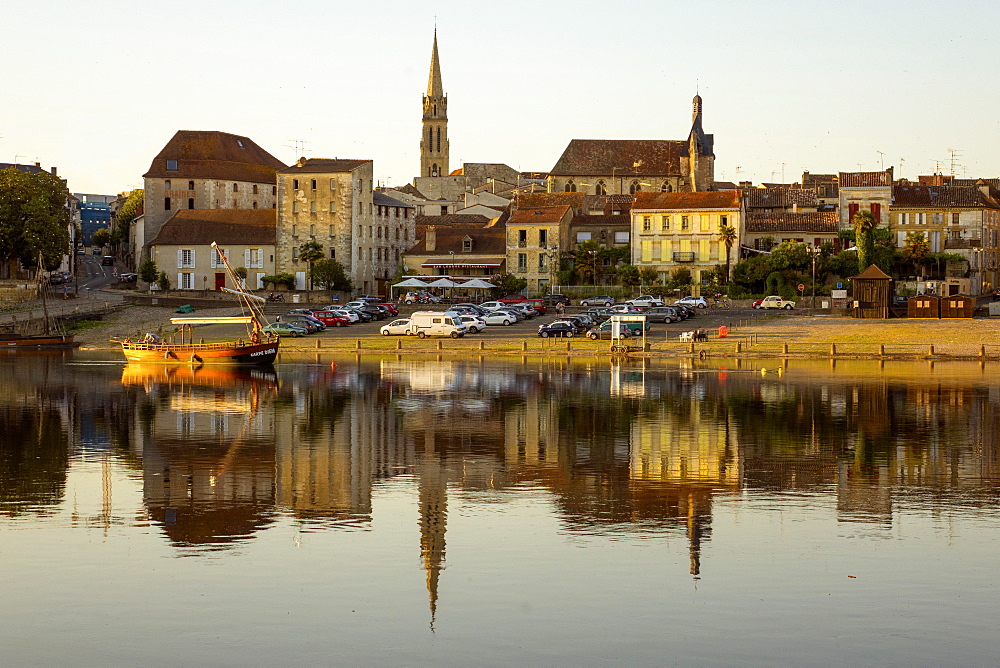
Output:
left=811, top=246, right=821, bottom=308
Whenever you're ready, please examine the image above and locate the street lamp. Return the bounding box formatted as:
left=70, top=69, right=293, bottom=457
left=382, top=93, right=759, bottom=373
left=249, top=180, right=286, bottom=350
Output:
left=811, top=246, right=821, bottom=308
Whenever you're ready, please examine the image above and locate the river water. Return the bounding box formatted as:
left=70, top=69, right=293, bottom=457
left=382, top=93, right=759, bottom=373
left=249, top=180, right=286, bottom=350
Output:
left=2, top=351, right=999, bottom=665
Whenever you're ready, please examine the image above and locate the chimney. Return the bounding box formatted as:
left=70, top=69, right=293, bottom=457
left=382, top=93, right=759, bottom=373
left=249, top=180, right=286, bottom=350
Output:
left=426, top=225, right=436, bottom=252
left=51, top=166, right=57, bottom=176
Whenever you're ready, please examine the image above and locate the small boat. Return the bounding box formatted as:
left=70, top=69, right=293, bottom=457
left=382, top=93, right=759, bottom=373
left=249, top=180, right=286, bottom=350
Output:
left=112, top=242, right=279, bottom=366
left=0, top=332, right=77, bottom=348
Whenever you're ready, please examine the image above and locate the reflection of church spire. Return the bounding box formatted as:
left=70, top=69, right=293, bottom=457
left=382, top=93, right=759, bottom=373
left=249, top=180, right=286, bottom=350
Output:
left=419, top=445, right=447, bottom=629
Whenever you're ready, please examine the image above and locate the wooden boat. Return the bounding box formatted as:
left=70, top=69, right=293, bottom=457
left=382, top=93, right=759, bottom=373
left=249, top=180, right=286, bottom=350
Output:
left=112, top=242, right=278, bottom=366
left=0, top=332, right=77, bottom=348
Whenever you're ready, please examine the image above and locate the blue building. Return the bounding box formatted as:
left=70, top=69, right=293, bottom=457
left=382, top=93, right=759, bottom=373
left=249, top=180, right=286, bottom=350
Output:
left=74, top=193, right=115, bottom=246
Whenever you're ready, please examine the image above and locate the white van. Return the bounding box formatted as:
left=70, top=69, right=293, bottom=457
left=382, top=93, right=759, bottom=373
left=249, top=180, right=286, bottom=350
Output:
left=408, top=311, right=467, bottom=338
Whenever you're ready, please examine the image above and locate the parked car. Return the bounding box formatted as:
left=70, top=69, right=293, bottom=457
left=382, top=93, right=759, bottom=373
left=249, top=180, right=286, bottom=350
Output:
left=482, top=311, right=516, bottom=326
left=674, top=296, right=709, bottom=309
left=544, top=293, right=571, bottom=306
left=537, top=322, right=577, bottom=338
left=380, top=318, right=413, bottom=336
left=757, top=295, right=795, bottom=310
left=549, top=318, right=588, bottom=333
left=479, top=301, right=507, bottom=311
left=262, top=322, right=308, bottom=337
left=526, top=299, right=548, bottom=315
left=586, top=322, right=632, bottom=340
left=76, top=249, right=85, bottom=255
left=379, top=303, right=399, bottom=316
left=587, top=318, right=649, bottom=340
left=456, top=315, right=487, bottom=333
left=580, top=295, right=616, bottom=307
left=673, top=305, right=696, bottom=319
left=452, top=303, right=489, bottom=316
left=312, top=310, right=352, bottom=327
left=643, top=306, right=682, bottom=323
left=118, top=273, right=138, bottom=283
left=626, top=295, right=665, bottom=308
left=751, top=298, right=764, bottom=309
left=277, top=313, right=322, bottom=333
left=509, top=303, right=538, bottom=318
left=498, top=294, right=528, bottom=304
left=582, top=308, right=614, bottom=323
left=408, top=311, right=467, bottom=338
left=327, top=308, right=359, bottom=323
left=610, top=304, right=643, bottom=314
left=101, top=255, right=114, bottom=266
left=92, top=248, right=102, bottom=255
left=402, top=291, right=441, bottom=304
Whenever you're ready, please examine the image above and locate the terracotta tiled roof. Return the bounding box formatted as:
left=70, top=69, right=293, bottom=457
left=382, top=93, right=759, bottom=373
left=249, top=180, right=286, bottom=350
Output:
left=414, top=214, right=491, bottom=226
left=743, top=187, right=818, bottom=209
left=373, top=191, right=414, bottom=208
left=569, top=214, right=631, bottom=228
left=279, top=158, right=371, bottom=174
left=714, top=181, right=739, bottom=190
left=851, top=265, right=892, bottom=280
left=507, top=205, right=572, bottom=225
left=407, top=222, right=506, bottom=255
left=144, top=131, right=285, bottom=183
left=839, top=168, right=893, bottom=188
left=548, top=139, right=687, bottom=176
left=892, top=185, right=1000, bottom=208
left=632, top=190, right=741, bottom=210
left=744, top=212, right=839, bottom=233
left=149, top=209, right=276, bottom=246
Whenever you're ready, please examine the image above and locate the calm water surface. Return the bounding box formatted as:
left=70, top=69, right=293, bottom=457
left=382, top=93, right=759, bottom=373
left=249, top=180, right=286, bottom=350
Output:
left=2, top=352, right=1000, bottom=665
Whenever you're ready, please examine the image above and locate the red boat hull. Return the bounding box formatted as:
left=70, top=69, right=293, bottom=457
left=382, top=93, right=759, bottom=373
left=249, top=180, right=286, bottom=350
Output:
left=117, top=338, right=279, bottom=365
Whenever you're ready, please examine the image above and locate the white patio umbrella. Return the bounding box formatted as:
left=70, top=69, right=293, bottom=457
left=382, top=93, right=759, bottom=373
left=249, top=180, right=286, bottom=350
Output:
left=460, top=278, right=496, bottom=289
left=424, top=278, right=457, bottom=287
left=393, top=278, right=430, bottom=287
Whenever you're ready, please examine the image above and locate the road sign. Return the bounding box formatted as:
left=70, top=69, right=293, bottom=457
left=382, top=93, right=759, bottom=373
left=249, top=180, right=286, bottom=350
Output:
left=798, top=283, right=805, bottom=291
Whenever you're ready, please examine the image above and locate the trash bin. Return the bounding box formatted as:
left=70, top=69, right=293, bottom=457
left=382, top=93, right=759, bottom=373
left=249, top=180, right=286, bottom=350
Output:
left=718, top=325, right=728, bottom=338
left=292, top=294, right=300, bottom=303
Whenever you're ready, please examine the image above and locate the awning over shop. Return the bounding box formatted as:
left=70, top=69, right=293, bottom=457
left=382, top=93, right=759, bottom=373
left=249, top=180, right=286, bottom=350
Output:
left=421, top=257, right=505, bottom=269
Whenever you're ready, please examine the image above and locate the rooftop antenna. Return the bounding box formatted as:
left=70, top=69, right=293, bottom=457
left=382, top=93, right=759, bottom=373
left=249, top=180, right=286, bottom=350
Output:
left=285, top=139, right=310, bottom=159
left=899, top=157, right=905, bottom=176
left=948, top=148, right=962, bottom=176
left=876, top=150, right=885, bottom=170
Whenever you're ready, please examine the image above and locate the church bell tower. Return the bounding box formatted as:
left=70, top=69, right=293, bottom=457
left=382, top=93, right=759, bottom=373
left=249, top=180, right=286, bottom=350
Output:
left=420, top=29, right=449, bottom=178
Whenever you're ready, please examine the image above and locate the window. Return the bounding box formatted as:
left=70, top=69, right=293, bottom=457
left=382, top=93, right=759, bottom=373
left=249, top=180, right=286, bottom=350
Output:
left=210, top=247, right=226, bottom=268
left=252, top=201, right=257, bottom=209
left=252, top=184, right=258, bottom=195
left=311, top=179, right=317, bottom=190
left=643, top=216, right=651, bottom=232
left=629, top=180, right=641, bottom=194
left=953, top=213, right=960, bottom=224
left=330, top=248, right=336, bottom=259
left=292, top=246, right=299, bottom=261
left=233, top=183, right=238, bottom=193
left=164, top=197, right=171, bottom=211
left=440, top=205, right=448, bottom=214
left=164, top=179, right=171, bottom=190
left=539, top=229, right=547, bottom=246
left=310, top=201, right=316, bottom=214
left=720, top=215, right=728, bottom=227
left=188, top=180, right=194, bottom=190
left=329, top=201, right=335, bottom=213
left=292, top=202, right=299, bottom=214
left=564, top=180, right=577, bottom=193
left=517, top=253, right=527, bottom=272
left=615, top=231, right=630, bottom=243
left=329, top=178, right=336, bottom=190
left=178, top=249, right=195, bottom=268
left=595, top=180, right=606, bottom=195
left=538, top=255, right=547, bottom=272
left=166, top=160, right=178, bottom=171
left=661, top=216, right=669, bottom=231
left=661, top=182, right=672, bottom=192
left=310, top=224, right=315, bottom=236
left=245, top=248, right=263, bottom=268
left=329, top=225, right=333, bottom=236
left=292, top=224, right=297, bottom=236
left=272, top=186, right=276, bottom=196
left=358, top=202, right=362, bottom=215
left=293, top=179, right=299, bottom=190
left=188, top=198, right=194, bottom=209
left=681, top=216, right=689, bottom=231
left=518, top=230, right=527, bottom=247
left=576, top=232, right=592, bottom=242
left=179, top=272, right=194, bottom=289
left=463, top=237, right=472, bottom=252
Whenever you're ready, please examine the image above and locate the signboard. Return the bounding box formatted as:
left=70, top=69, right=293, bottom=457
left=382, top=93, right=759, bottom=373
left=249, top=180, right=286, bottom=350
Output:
left=797, top=283, right=805, bottom=291
left=832, top=290, right=847, bottom=299
left=837, top=282, right=843, bottom=289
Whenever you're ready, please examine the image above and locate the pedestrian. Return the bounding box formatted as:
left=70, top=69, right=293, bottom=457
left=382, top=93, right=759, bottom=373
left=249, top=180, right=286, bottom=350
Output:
left=62, top=285, right=69, bottom=300
left=556, top=302, right=565, bottom=315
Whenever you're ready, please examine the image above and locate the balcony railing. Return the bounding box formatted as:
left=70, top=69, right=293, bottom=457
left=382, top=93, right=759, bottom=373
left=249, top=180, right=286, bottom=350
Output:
left=672, top=252, right=696, bottom=262
left=943, top=238, right=982, bottom=250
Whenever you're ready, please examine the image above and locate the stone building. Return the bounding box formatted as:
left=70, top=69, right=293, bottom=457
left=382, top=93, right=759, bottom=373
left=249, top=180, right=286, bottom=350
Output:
left=141, top=130, right=285, bottom=259
left=890, top=182, right=1000, bottom=294
left=146, top=209, right=276, bottom=291
left=275, top=158, right=379, bottom=293
left=420, top=29, right=449, bottom=179
left=506, top=205, right=573, bottom=294
left=403, top=215, right=506, bottom=278
left=838, top=168, right=893, bottom=229
left=742, top=212, right=841, bottom=252
left=630, top=190, right=744, bottom=289
left=546, top=94, right=715, bottom=195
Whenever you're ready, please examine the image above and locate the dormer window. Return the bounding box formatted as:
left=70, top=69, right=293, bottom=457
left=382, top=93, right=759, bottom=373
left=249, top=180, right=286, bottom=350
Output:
left=462, top=236, right=473, bottom=252
left=166, top=160, right=178, bottom=171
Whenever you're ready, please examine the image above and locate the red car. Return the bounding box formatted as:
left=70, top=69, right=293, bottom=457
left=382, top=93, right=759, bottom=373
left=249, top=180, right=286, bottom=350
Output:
left=499, top=294, right=527, bottom=304
left=311, top=310, right=351, bottom=327
left=379, top=303, right=399, bottom=316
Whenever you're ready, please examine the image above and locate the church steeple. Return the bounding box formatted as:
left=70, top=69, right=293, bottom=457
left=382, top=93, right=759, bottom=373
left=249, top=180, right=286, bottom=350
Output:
left=420, top=28, right=449, bottom=178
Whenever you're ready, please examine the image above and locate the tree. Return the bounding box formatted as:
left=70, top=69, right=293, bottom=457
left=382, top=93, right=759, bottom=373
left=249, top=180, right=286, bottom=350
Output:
left=573, top=240, right=601, bottom=285
left=490, top=272, right=527, bottom=298
left=852, top=210, right=878, bottom=270
left=717, top=225, right=737, bottom=282
left=157, top=271, right=171, bottom=291
left=92, top=227, right=110, bottom=248
left=0, top=167, right=71, bottom=275
left=638, top=266, right=659, bottom=287
left=902, top=232, right=930, bottom=277
left=298, top=241, right=325, bottom=289
left=114, top=189, right=143, bottom=251
left=616, top=264, right=641, bottom=289
left=138, top=258, right=158, bottom=284
left=311, top=258, right=353, bottom=291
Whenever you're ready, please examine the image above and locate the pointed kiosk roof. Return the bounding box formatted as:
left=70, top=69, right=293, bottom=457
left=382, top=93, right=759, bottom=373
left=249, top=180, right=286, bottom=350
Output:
left=850, top=264, right=892, bottom=280
left=427, top=29, right=444, bottom=98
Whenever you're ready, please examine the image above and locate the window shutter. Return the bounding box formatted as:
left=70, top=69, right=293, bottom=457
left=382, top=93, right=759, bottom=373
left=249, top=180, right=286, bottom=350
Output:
left=849, top=203, right=859, bottom=220
left=256, top=249, right=263, bottom=268
left=871, top=203, right=881, bottom=221
left=211, top=250, right=217, bottom=268
left=256, top=272, right=265, bottom=289
left=245, top=249, right=251, bottom=267
left=177, top=273, right=183, bottom=289
left=191, top=249, right=196, bottom=267
left=641, top=240, right=652, bottom=262
left=177, top=249, right=183, bottom=268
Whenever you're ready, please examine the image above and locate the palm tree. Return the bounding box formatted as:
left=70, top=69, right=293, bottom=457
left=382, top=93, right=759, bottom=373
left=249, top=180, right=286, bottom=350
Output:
left=852, top=210, right=877, bottom=270
left=717, top=225, right=737, bottom=283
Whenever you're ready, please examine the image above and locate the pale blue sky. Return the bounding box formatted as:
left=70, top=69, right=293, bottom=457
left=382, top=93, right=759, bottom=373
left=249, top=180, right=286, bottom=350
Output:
left=3, top=0, right=997, bottom=194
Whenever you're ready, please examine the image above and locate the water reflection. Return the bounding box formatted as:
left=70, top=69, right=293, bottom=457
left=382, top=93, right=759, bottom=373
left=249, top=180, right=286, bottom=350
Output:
left=4, top=354, right=1000, bottom=616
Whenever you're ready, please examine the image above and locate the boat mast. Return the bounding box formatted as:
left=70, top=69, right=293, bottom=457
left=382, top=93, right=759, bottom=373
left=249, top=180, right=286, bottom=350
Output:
left=210, top=242, right=269, bottom=335
left=37, top=251, right=51, bottom=335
